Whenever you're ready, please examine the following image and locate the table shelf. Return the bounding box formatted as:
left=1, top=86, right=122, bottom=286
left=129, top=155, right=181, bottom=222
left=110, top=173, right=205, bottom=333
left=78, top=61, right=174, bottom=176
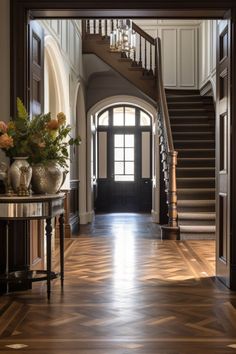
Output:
left=0, top=270, right=59, bottom=283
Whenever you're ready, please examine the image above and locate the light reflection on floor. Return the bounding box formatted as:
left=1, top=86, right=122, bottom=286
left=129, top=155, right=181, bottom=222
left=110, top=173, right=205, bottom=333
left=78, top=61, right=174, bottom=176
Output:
left=113, top=230, right=135, bottom=290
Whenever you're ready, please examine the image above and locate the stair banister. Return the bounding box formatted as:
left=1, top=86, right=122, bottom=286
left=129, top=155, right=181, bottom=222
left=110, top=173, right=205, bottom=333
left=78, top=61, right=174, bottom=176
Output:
left=155, top=37, right=180, bottom=240
left=82, top=19, right=156, bottom=74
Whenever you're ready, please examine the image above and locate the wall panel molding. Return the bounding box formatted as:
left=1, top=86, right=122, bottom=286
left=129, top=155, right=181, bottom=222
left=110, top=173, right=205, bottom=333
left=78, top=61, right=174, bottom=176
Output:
left=179, top=28, right=197, bottom=87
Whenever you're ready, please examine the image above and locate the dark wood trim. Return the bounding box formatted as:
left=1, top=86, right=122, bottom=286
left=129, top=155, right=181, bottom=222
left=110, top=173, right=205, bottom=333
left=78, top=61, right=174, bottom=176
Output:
left=9, top=0, right=236, bottom=290
left=69, top=180, right=80, bottom=234
left=230, top=8, right=236, bottom=290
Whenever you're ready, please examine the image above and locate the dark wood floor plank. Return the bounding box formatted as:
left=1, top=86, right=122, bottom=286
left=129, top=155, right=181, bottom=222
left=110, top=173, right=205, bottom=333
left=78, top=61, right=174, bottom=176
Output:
left=0, top=213, right=235, bottom=353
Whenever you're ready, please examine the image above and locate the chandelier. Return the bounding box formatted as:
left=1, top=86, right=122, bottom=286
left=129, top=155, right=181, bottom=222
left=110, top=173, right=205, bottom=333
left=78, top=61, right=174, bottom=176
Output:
left=110, top=19, right=136, bottom=54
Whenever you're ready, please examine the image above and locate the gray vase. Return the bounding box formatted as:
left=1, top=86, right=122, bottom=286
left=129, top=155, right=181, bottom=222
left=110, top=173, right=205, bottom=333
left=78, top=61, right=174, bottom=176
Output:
left=9, top=157, right=32, bottom=193
left=31, top=161, right=66, bottom=194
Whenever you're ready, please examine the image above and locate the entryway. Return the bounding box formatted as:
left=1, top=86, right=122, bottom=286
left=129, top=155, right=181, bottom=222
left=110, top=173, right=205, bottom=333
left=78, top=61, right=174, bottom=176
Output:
left=95, top=104, right=152, bottom=212
left=9, top=0, right=236, bottom=290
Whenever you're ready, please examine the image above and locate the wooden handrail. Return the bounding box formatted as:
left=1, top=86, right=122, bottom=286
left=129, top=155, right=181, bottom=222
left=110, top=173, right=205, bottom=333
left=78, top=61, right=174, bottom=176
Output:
left=155, top=37, right=179, bottom=238
left=156, top=37, right=174, bottom=152
left=132, top=22, right=155, bottom=45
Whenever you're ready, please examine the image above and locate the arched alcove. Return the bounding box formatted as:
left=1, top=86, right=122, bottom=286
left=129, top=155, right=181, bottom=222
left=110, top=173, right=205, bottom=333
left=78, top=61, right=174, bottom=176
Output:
left=44, top=35, right=71, bottom=189
left=76, top=83, right=89, bottom=224
left=86, top=95, right=160, bottom=223
left=44, top=35, right=70, bottom=118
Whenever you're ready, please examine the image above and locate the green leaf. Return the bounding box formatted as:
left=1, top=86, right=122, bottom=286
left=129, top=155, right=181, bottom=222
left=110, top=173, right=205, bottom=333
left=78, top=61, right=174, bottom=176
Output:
left=17, top=97, right=28, bottom=120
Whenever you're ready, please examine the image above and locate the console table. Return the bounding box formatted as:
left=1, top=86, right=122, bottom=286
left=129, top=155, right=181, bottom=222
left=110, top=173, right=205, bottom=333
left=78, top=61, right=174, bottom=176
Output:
left=0, top=193, right=65, bottom=299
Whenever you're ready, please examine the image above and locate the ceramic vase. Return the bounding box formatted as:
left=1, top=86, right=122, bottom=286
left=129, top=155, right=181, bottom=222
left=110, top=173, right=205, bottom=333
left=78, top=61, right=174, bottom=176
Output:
left=31, top=161, right=66, bottom=194
left=9, top=157, right=32, bottom=193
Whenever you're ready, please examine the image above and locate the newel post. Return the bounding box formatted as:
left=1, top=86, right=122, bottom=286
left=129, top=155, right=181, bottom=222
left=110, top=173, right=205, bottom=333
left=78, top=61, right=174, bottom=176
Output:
left=161, top=150, right=180, bottom=240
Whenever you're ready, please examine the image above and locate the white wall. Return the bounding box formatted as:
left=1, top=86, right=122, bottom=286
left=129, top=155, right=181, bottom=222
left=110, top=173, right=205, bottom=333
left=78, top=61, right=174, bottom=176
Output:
left=199, top=20, right=217, bottom=98
left=39, top=20, right=88, bottom=221
left=40, top=19, right=85, bottom=118
left=135, top=20, right=200, bottom=89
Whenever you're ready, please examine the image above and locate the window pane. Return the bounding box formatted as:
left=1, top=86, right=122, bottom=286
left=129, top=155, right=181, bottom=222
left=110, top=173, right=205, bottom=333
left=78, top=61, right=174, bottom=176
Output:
left=98, top=132, right=107, bottom=178
left=115, top=162, right=124, bottom=174
left=98, top=110, right=109, bottom=126
left=115, top=175, right=134, bottom=181
left=125, top=107, right=135, bottom=126
left=125, top=134, right=134, bottom=147
left=115, top=148, right=124, bottom=161
left=125, top=162, right=134, bottom=174
left=114, top=134, right=124, bottom=147
left=140, top=111, right=151, bottom=126
left=125, top=148, right=134, bottom=161
left=142, top=132, right=150, bottom=178
left=113, top=107, right=124, bottom=126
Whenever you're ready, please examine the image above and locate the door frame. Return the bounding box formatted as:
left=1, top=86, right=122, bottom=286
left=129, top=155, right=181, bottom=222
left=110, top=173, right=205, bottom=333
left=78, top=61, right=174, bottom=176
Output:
left=96, top=104, right=153, bottom=212
left=10, top=0, right=236, bottom=290
left=87, top=96, right=158, bottom=221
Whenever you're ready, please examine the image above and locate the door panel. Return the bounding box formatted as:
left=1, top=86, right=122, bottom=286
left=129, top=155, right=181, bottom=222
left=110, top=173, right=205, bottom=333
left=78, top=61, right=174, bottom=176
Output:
left=29, top=20, right=44, bottom=116
left=29, top=20, right=45, bottom=270
left=95, top=106, right=152, bottom=212
left=216, top=19, right=231, bottom=286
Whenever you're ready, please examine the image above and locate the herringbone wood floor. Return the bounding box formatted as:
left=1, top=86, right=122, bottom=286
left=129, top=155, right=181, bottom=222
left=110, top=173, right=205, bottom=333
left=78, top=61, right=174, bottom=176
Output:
left=0, top=214, right=236, bottom=354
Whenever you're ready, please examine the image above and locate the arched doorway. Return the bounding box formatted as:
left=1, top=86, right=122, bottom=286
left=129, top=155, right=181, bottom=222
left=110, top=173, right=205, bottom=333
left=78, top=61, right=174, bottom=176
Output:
left=87, top=96, right=159, bottom=220
left=96, top=104, right=152, bottom=212
left=44, top=35, right=70, bottom=118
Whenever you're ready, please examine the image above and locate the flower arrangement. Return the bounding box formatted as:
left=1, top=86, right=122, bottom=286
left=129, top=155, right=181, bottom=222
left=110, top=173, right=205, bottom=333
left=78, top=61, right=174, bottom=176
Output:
left=0, top=98, right=81, bottom=169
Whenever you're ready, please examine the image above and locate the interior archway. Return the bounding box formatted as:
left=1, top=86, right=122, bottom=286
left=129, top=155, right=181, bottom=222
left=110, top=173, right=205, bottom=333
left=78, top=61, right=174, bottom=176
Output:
left=87, top=95, right=160, bottom=223
left=44, top=35, right=70, bottom=118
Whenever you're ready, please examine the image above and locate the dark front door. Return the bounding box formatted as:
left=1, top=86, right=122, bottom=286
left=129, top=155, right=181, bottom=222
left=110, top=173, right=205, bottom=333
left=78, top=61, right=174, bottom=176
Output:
left=95, top=105, right=152, bottom=212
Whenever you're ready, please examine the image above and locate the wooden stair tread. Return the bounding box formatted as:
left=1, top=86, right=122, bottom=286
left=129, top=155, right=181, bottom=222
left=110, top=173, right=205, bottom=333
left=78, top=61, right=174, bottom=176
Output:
left=178, top=157, right=215, bottom=160
left=175, top=140, right=215, bottom=143
left=171, top=123, right=213, bottom=127
left=177, top=177, right=215, bottom=181
left=180, top=225, right=215, bottom=233
left=177, top=167, right=215, bottom=170
left=178, top=212, right=216, bottom=220
left=177, top=149, right=215, bottom=151
left=178, top=200, right=215, bottom=206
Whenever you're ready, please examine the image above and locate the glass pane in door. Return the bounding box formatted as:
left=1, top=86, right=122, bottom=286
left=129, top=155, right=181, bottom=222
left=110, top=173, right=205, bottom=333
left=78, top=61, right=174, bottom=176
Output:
left=114, top=134, right=135, bottom=181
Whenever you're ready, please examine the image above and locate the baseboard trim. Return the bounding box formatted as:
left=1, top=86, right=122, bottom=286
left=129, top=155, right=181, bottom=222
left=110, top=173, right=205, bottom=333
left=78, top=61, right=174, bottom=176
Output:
left=79, top=211, right=95, bottom=224
left=151, top=209, right=159, bottom=223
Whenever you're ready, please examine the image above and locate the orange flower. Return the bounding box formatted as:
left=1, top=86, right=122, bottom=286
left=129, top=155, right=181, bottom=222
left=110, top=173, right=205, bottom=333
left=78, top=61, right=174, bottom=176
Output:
left=0, top=133, right=14, bottom=149
left=46, top=119, right=59, bottom=130
left=57, top=112, right=66, bottom=126
left=0, top=121, right=7, bottom=133
left=7, top=121, right=15, bottom=130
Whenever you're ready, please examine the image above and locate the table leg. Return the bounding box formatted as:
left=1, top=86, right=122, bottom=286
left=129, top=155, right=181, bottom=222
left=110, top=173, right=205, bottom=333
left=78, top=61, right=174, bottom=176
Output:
left=59, top=214, right=65, bottom=288
left=5, top=221, right=9, bottom=294
left=45, top=218, right=52, bottom=300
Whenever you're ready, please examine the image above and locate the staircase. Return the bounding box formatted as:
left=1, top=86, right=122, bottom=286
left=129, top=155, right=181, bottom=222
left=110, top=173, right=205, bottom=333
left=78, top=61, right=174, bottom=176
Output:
left=82, top=20, right=157, bottom=100
left=83, top=20, right=216, bottom=240
left=166, top=90, right=216, bottom=238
